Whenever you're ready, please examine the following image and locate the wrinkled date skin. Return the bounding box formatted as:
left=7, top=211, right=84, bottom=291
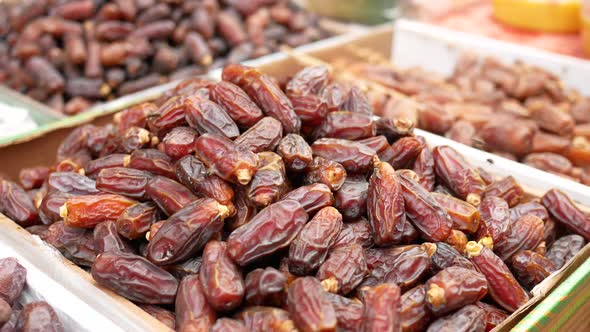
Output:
left=465, top=242, right=529, bottom=312
left=494, top=214, right=544, bottom=261
left=432, top=192, right=481, bottom=234
left=91, top=251, right=178, bottom=304
left=116, top=202, right=159, bottom=240
left=342, top=218, right=373, bottom=248
left=360, top=283, right=402, bottom=332
left=311, top=138, right=376, bottom=174
left=195, top=133, right=259, bottom=185
left=245, top=267, right=287, bottom=307
left=85, top=154, right=129, bottom=178
left=287, top=277, right=337, bottom=332
left=226, top=185, right=257, bottom=231
left=317, top=243, right=367, bottom=295
left=509, top=201, right=549, bottom=223
left=401, top=285, right=432, bottom=332
left=483, top=176, right=524, bottom=208
left=433, top=146, right=486, bottom=206
left=210, top=318, right=248, bottom=332
left=289, top=207, right=343, bottom=275
left=305, top=157, right=347, bottom=192
left=16, top=302, right=64, bottom=332
left=176, top=274, right=216, bottom=331
left=475, top=301, right=508, bottom=332
left=0, top=258, right=27, bottom=305
left=48, top=172, right=98, bottom=195
left=546, top=234, right=586, bottom=269
left=185, top=94, right=240, bottom=139
left=125, top=149, right=177, bottom=179
left=175, top=155, right=235, bottom=212
left=147, top=198, right=229, bottom=265
left=541, top=189, right=590, bottom=241
left=325, top=292, right=363, bottom=332
left=61, top=194, right=137, bottom=228
left=93, top=220, right=134, bottom=254
left=235, top=306, right=297, bottom=332
left=235, top=117, right=283, bottom=153
left=146, top=176, right=197, bottom=216
left=161, top=126, right=198, bottom=160
left=210, top=81, right=265, bottom=129
left=511, top=250, right=556, bottom=290
left=381, top=245, right=432, bottom=291
left=200, top=241, right=245, bottom=312
left=426, top=304, right=486, bottom=332
left=222, top=64, right=301, bottom=134
left=477, top=196, right=511, bottom=244
left=367, top=161, right=406, bottom=246
left=248, top=152, right=289, bottom=208
left=381, top=136, right=423, bottom=170
left=139, top=305, right=176, bottom=330
left=277, top=134, right=313, bottom=173
left=286, top=66, right=331, bottom=97
left=228, top=200, right=308, bottom=266
left=425, top=266, right=488, bottom=316
left=96, top=167, right=153, bottom=200
left=399, top=173, right=452, bottom=242
left=281, top=183, right=334, bottom=215
left=19, top=166, right=50, bottom=190
left=413, top=142, right=436, bottom=192
left=0, top=180, right=39, bottom=227
left=334, top=175, right=369, bottom=221
left=314, top=111, right=376, bottom=140
left=44, top=221, right=97, bottom=267
left=430, top=242, right=475, bottom=273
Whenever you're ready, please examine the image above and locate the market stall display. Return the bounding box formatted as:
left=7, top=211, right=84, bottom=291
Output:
left=0, top=0, right=333, bottom=115
left=1, top=61, right=589, bottom=331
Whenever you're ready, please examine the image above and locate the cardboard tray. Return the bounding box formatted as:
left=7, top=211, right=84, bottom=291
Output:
left=0, top=24, right=588, bottom=331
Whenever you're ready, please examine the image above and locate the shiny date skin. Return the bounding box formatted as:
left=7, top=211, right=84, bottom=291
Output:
left=398, top=173, right=452, bottom=242
left=494, top=214, right=544, bottom=261
left=465, top=241, right=529, bottom=312
left=19, top=166, right=50, bottom=190
left=0, top=180, right=39, bottom=227
left=289, top=207, right=343, bottom=275
left=475, top=301, right=508, bottom=332
left=477, top=196, right=511, bottom=244
left=248, top=152, right=288, bottom=208
left=176, top=274, right=216, bottom=331
left=210, top=318, right=248, bottom=332
left=509, top=201, right=549, bottom=223
left=84, top=154, right=129, bottom=178
left=0, top=257, right=27, bottom=305
left=367, top=160, right=406, bottom=246
left=277, top=134, right=313, bottom=173
left=195, top=133, right=259, bottom=185
left=184, top=94, right=240, bottom=139
left=200, top=240, right=245, bottom=312
left=325, top=292, right=363, bottom=332
left=401, top=285, right=432, bottom=332
left=546, top=234, right=586, bottom=269
left=281, top=183, right=335, bottom=215
left=91, top=251, right=178, bottom=304
left=541, top=189, right=590, bottom=241
left=334, top=175, right=369, bottom=221
left=235, top=117, right=283, bottom=153
left=413, top=140, right=436, bottom=192
left=116, top=202, right=159, bottom=240
left=304, top=157, right=347, bottom=191
left=228, top=200, right=308, bottom=266
left=287, top=277, right=337, bottom=332
left=226, top=185, right=257, bottom=231
left=124, top=149, right=177, bottom=179
left=381, top=136, right=423, bottom=170
left=60, top=194, right=137, bottom=228
left=235, top=306, right=297, bottom=332
left=161, top=126, right=198, bottom=160
left=482, top=176, right=524, bottom=208
left=96, top=167, right=153, bottom=200
left=286, top=66, right=331, bottom=97
left=430, top=242, right=475, bottom=273
left=139, top=305, right=176, bottom=330
left=317, top=242, right=367, bottom=295
left=93, top=220, right=134, bottom=254
left=312, top=138, right=376, bottom=174
left=16, top=302, right=64, bottom=332
left=314, top=111, right=376, bottom=140
left=360, top=283, right=401, bottom=332
left=245, top=267, right=287, bottom=307
left=147, top=198, right=229, bottom=265
left=431, top=192, right=480, bottom=234
left=425, top=266, right=488, bottom=316
left=47, top=172, right=99, bottom=195
left=209, top=81, right=264, bottom=128
left=433, top=145, right=486, bottom=206
left=146, top=175, right=197, bottom=216
left=426, top=304, right=486, bottom=332
left=511, top=250, right=556, bottom=290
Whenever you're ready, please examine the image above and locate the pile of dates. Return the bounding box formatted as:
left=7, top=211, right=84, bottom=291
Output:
left=0, top=0, right=330, bottom=115
left=1, top=64, right=589, bottom=332
left=0, top=257, right=64, bottom=332
left=349, top=54, right=590, bottom=185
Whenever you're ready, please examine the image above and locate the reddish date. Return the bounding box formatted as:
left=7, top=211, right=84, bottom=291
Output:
left=0, top=258, right=27, bottom=305
left=248, top=152, right=288, bottom=208
left=426, top=304, right=485, bottom=332
left=287, top=277, right=337, bottom=332
left=146, top=176, right=197, bottom=216
left=281, top=183, right=334, bottom=215
left=245, top=267, right=287, bottom=307
left=176, top=274, right=216, bottom=331
left=433, top=146, right=486, bottom=206
left=305, top=157, right=347, bottom=191
left=209, top=81, right=264, bottom=128
left=0, top=180, right=39, bottom=227
left=61, top=194, right=137, bottom=228
left=96, top=167, right=153, bottom=200
left=425, top=266, right=488, bottom=316
left=360, top=283, right=401, bottom=332
left=312, top=138, right=375, bottom=174
left=235, top=117, right=283, bottom=153
left=16, top=302, right=64, bottom=332
left=541, top=189, right=590, bottom=241
left=511, top=250, right=556, bottom=290
left=317, top=243, right=367, bottom=295
left=277, top=134, right=313, bottom=173
left=334, top=175, right=369, bottom=221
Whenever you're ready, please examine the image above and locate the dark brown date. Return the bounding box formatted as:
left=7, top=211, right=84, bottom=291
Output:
left=277, top=134, right=313, bottom=173
left=19, top=166, right=50, bottom=190
left=465, top=241, right=529, bottom=312
left=226, top=185, right=257, bottom=231
left=433, top=146, right=486, bottom=206
left=367, top=161, right=406, bottom=246
left=116, top=202, right=159, bottom=240
left=185, top=94, right=240, bottom=139
left=248, top=152, right=288, bottom=208
left=210, top=318, right=248, bottom=332
left=325, top=292, right=363, bottom=332
left=342, top=86, right=372, bottom=115
left=228, top=200, right=308, bottom=266
left=317, top=243, right=367, bottom=295
left=399, top=173, right=452, bottom=242
left=147, top=198, right=229, bottom=265
left=125, top=149, right=176, bottom=179
left=0, top=180, right=39, bottom=227
left=430, top=242, right=475, bottom=273
left=425, top=266, right=488, bottom=316
left=334, top=175, right=368, bottom=221
left=281, top=183, right=335, bottom=215
left=93, top=220, right=133, bottom=254
left=314, top=111, right=375, bottom=140
left=431, top=192, right=480, bottom=234
left=360, top=283, right=401, bottom=332
left=287, top=277, right=337, bottom=332
left=483, top=176, right=524, bottom=207
left=139, top=305, right=176, bottom=330
left=91, top=251, right=178, bottom=304
left=290, top=94, right=329, bottom=128
left=511, top=250, right=556, bottom=290
left=210, top=81, right=264, bottom=128
left=147, top=97, right=188, bottom=137
left=222, top=64, right=300, bottom=133
left=286, top=66, right=331, bottom=97
left=44, top=221, right=97, bottom=267
left=0, top=257, right=27, bottom=305
left=146, top=176, right=197, bottom=216
left=312, top=138, right=376, bottom=174
left=305, top=157, right=347, bottom=191
left=342, top=218, right=373, bottom=248
left=84, top=154, right=129, bottom=178
left=235, top=117, right=283, bottom=153
left=425, top=304, right=485, bottom=332
left=413, top=142, right=436, bottom=191
left=509, top=201, right=549, bottom=222
left=475, top=301, right=508, bottom=332
left=235, top=306, right=296, bottom=332
left=195, top=133, right=259, bottom=185
left=200, top=240, right=245, bottom=312
left=161, top=126, right=198, bottom=160
left=47, top=172, right=98, bottom=195
left=289, top=207, right=343, bottom=275
left=546, top=234, right=586, bottom=269
left=381, top=137, right=423, bottom=170
left=477, top=196, right=511, bottom=244
left=495, top=214, right=544, bottom=261
left=175, top=274, right=216, bottom=331
left=16, top=302, right=63, bottom=332
left=401, top=285, right=432, bottom=332
left=541, top=189, right=590, bottom=241
left=245, top=267, right=287, bottom=307
left=96, top=167, right=152, bottom=200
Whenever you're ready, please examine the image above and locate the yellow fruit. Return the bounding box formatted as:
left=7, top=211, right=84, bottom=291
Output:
left=492, top=0, right=581, bottom=33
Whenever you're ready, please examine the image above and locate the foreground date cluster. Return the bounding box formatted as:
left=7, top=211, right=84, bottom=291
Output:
left=1, top=64, right=589, bottom=332
left=0, top=257, right=64, bottom=332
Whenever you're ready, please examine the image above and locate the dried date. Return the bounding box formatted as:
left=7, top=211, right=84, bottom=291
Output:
left=425, top=266, right=488, bottom=316
left=511, top=250, right=556, bottom=290
left=61, top=194, right=137, bottom=228
left=277, top=134, right=313, bottom=173
left=175, top=274, right=216, bottom=331
left=304, top=157, right=347, bottom=191
left=235, top=117, right=283, bottom=153
left=146, top=176, right=197, bottom=216
left=312, top=138, right=375, bottom=174
left=200, top=240, right=245, bottom=311
left=360, top=283, right=401, bottom=332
